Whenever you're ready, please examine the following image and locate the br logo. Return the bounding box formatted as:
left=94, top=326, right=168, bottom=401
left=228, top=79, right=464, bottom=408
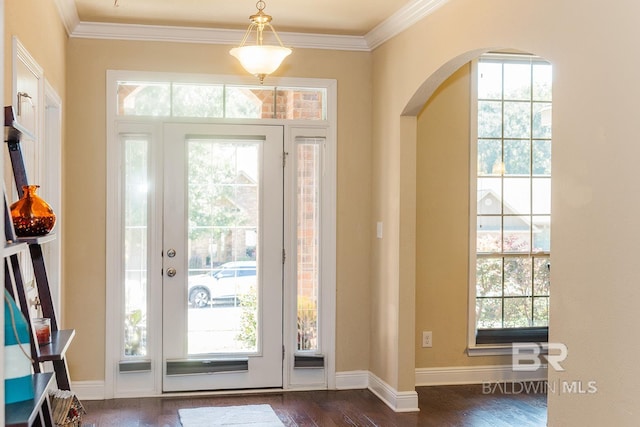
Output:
left=512, top=343, right=568, bottom=372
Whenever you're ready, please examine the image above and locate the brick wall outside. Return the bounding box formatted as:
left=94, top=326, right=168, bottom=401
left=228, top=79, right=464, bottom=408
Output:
left=296, top=144, right=320, bottom=349
left=248, top=88, right=324, bottom=120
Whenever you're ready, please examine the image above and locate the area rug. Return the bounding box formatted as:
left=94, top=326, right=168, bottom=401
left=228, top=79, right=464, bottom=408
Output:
left=179, top=404, right=284, bottom=427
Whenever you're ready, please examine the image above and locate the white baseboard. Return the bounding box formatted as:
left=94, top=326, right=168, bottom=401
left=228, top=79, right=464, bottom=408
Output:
left=335, top=371, right=419, bottom=412
left=71, top=380, right=106, bottom=400
left=368, top=372, right=419, bottom=412
left=72, top=366, right=537, bottom=408
left=335, top=370, right=369, bottom=389
left=415, top=364, right=547, bottom=386
left=80, top=374, right=369, bottom=401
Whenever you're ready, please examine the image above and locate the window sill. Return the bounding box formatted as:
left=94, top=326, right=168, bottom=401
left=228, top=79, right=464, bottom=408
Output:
left=468, top=345, right=514, bottom=357
left=467, top=344, right=549, bottom=357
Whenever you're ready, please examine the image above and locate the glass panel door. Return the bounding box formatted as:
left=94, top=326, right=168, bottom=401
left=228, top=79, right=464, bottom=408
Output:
left=162, top=123, right=283, bottom=392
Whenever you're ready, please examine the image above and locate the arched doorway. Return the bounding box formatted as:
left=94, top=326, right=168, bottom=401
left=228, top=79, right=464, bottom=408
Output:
left=410, top=49, right=553, bottom=389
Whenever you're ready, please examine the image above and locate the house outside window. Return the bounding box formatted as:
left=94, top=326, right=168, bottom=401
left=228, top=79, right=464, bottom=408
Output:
left=472, top=54, right=552, bottom=345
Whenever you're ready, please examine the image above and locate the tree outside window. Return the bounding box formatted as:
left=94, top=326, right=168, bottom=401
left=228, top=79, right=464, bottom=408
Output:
left=474, top=55, right=552, bottom=336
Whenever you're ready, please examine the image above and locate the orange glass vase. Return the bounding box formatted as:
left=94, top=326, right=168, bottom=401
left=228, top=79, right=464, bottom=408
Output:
left=10, top=185, right=56, bottom=237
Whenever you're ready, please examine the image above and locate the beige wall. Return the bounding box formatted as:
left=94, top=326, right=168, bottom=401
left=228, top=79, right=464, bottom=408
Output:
left=415, top=63, right=511, bottom=368
left=9, top=1, right=640, bottom=424
left=4, top=0, right=67, bottom=101
left=64, top=38, right=373, bottom=380
left=373, top=0, right=640, bottom=424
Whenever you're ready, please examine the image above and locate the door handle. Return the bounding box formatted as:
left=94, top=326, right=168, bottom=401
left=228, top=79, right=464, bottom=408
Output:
left=166, top=267, right=177, bottom=277
left=17, top=92, right=33, bottom=116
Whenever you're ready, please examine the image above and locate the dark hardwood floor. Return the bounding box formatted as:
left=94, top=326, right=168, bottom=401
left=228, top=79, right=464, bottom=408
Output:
left=80, top=383, right=547, bottom=426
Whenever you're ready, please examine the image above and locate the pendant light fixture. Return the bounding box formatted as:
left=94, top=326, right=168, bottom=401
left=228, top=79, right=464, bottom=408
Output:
left=230, top=0, right=292, bottom=84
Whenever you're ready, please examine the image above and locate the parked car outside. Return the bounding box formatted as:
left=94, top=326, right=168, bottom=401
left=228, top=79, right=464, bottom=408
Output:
left=188, top=261, right=256, bottom=308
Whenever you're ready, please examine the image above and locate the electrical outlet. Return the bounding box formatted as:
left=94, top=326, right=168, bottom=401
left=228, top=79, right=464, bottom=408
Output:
left=422, top=331, right=432, bottom=348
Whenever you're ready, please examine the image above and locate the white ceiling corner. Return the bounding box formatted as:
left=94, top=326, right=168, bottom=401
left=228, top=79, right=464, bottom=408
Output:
left=56, top=0, right=449, bottom=52
left=53, top=0, right=80, bottom=35
left=365, top=0, right=449, bottom=50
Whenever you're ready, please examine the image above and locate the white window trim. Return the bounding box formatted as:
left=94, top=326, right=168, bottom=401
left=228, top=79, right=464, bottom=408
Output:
left=467, top=58, right=488, bottom=355
left=466, top=57, right=551, bottom=356
left=105, top=70, right=337, bottom=397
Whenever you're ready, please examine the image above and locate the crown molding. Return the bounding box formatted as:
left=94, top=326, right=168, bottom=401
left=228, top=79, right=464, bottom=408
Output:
left=71, top=21, right=240, bottom=44
left=277, top=31, right=370, bottom=52
left=70, top=21, right=370, bottom=51
left=365, top=0, right=449, bottom=50
left=58, top=0, right=449, bottom=51
left=54, top=0, right=80, bottom=35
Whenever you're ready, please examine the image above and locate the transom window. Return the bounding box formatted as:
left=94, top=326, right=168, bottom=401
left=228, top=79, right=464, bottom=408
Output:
left=472, top=54, right=552, bottom=344
left=116, top=81, right=326, bottom=120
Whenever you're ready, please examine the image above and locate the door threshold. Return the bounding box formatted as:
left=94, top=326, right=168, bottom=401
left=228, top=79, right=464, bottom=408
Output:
left=159, top=385, right=332, bottom=398
left=163, top=387, right=281, bottom=397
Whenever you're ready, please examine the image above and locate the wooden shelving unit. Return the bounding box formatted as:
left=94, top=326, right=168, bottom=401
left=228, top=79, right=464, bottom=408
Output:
left=3, top=242, right=28, bottom=257
left=5, top=373, right=54, bottom=427
left=4, top=106, right=72, bottom=426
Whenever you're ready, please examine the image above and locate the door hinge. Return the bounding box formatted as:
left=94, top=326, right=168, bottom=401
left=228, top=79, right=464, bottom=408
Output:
left=282, top=248, right=286, bottom=264
left=283, top=151, right=289, bottom=168
left=282, top=345, right=285, bottom=361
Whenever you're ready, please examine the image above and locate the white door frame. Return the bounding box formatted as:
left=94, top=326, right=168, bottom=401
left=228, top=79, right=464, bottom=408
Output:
left=9, top=40, right=62, bottom=320
left=161, top=123, right=284, bottom=392
left=104, top=71, right=336, bottom=398
left=42, top=81, right=63, bottom=316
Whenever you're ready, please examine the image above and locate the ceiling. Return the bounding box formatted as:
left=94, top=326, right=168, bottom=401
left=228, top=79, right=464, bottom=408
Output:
left=57, top=0, right=449, bottom=50
left=75, top=0, right=410, bottom=36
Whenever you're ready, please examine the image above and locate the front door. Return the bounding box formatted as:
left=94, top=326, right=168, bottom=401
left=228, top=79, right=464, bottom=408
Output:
left=162, top=123, right=283, bottom=392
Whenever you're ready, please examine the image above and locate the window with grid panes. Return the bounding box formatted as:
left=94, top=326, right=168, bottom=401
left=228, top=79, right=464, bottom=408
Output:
left=473, top=54, right=552, bottom=344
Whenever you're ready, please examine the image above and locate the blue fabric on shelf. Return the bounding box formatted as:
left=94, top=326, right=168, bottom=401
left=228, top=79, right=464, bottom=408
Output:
left=4, top=289, right=35, bottom=404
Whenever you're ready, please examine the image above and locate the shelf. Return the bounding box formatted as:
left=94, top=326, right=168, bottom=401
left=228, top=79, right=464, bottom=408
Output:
left=4, top=106, right=35, bottom=143
left=5, top=372, right=54, bottom=427
left=36, top=329, right=75, bottom=361
left=16, top=233, right=57, bottom=245
left=3, top=241, right=28, bottom=257
left=4, top=108, right=75, bottom=414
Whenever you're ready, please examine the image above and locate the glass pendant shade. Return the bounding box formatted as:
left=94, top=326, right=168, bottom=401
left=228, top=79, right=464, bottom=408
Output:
left=230, top=45, right=292, bottom=77
left=230, top=0, right=291, bottom=83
